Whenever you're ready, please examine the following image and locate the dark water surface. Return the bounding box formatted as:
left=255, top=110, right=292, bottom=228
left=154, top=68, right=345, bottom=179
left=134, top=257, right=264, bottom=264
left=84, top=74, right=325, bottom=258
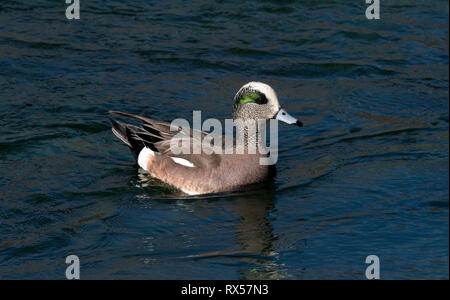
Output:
left=0, top=0, right=448, bottom=279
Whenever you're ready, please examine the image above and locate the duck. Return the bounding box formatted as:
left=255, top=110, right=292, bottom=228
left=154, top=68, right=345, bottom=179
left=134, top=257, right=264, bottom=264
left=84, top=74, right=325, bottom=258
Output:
left=109, top=82, right=303, bottom=195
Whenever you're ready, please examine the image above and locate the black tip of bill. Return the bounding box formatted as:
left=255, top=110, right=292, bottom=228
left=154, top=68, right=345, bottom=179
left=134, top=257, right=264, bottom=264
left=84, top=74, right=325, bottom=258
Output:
left=275, top=108, right=304, bottom=128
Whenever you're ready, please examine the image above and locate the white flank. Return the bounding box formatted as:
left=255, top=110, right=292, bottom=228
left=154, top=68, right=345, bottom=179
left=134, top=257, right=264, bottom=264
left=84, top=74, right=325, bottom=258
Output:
left=171, top=157, right=195, bottom=168
left=180, top=188, right=201, bottom=196
left=138, top=147, right=155, bottom=170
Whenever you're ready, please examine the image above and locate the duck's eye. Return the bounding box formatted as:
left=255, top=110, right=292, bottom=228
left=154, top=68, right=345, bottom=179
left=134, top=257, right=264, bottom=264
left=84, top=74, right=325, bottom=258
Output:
left=255, top=94, right=268, bottom=105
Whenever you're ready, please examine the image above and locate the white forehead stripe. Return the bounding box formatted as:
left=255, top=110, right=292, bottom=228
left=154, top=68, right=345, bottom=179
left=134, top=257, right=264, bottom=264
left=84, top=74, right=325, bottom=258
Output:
left=138, top=147, right=155, bottom=170
left=237, top=82, right=280, bottom=109
left=171, top=157, right=195, bottom=168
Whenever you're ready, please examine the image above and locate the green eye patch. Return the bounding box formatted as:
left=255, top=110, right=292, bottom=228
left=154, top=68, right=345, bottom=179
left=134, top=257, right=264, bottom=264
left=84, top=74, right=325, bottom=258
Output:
left=239, top=92, right=260, bottom=104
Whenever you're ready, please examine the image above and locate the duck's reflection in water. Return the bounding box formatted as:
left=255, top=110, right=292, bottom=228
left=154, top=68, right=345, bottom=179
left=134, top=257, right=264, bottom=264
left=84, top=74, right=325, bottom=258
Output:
left=232, top=189, right=286, bottom=279
left=187, top=183, right=286, bottom=279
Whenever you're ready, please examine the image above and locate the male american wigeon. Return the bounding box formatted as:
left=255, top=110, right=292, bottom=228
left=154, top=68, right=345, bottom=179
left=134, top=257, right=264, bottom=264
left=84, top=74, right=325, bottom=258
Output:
left=109, top=82, right=303, bottom=195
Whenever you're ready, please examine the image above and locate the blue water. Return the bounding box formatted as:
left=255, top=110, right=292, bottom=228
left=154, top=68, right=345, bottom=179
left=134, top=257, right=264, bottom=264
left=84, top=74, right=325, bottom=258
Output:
left=0, top=0, right=448, bottom=279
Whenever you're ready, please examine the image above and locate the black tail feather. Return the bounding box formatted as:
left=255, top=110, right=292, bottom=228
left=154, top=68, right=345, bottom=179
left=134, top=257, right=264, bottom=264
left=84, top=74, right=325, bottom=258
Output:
left=125, top=127, right=146, bottom=160
left=110, top=118, right=131, bottom=146
left=110, top=118, right=153, bottom=160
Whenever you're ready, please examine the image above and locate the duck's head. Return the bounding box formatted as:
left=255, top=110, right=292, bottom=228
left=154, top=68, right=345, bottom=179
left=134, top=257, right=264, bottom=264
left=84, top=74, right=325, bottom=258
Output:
left=232, top=82, right=303, bottom=127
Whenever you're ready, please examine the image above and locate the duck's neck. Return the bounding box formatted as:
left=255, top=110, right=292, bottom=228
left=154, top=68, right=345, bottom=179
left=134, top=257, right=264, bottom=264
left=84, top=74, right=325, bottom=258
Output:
left=234, top=119, right=267, bottom=151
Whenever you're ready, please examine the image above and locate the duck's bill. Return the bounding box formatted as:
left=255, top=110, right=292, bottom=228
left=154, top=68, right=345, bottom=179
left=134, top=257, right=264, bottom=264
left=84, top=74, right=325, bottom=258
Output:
left=275, top=108, right=303, bottom=127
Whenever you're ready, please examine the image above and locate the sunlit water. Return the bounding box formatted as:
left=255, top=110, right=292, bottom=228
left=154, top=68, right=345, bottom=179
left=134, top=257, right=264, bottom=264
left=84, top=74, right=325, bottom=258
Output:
left=0, top=0, right=448, bottom=279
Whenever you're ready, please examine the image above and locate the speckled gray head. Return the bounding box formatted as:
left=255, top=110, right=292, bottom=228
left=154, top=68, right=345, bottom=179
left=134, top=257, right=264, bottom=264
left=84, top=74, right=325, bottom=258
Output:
left=232, top=82, right=303, bottom=127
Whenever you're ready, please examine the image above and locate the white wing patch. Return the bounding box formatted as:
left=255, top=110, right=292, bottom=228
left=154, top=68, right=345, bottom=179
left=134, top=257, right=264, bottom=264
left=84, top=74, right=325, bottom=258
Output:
left=138, top=147, right=155, bottom=170
left=171, top=157, right=195, bottom=168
